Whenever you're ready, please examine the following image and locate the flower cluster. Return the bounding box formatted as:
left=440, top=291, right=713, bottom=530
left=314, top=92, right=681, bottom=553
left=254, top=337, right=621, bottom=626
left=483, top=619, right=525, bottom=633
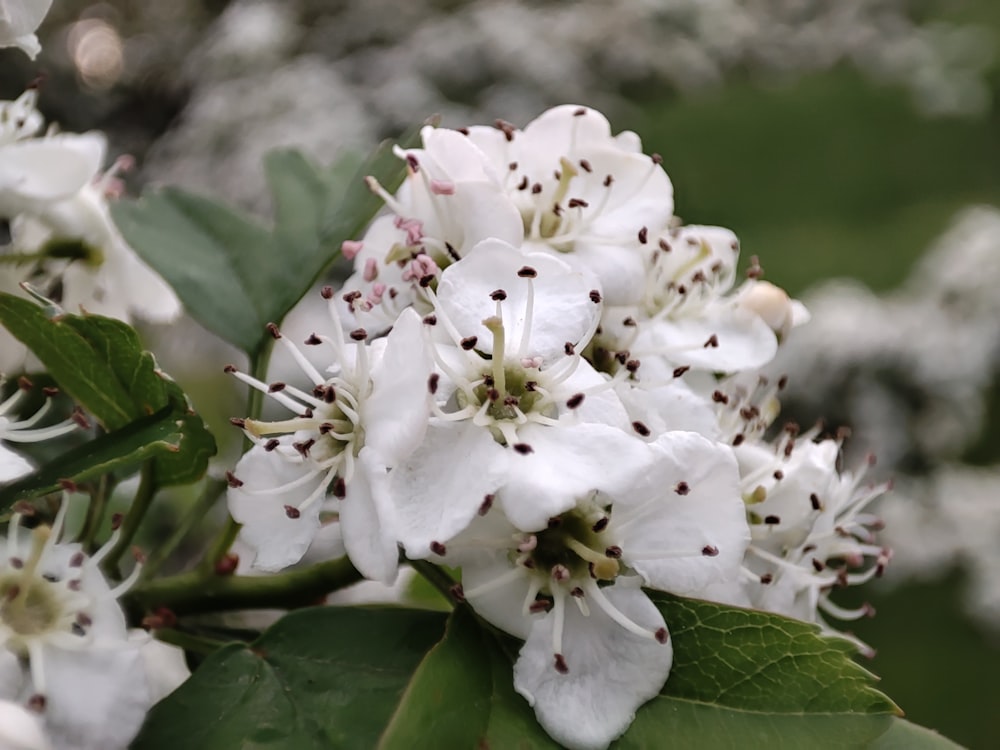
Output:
left=0, top=87, right=180, bottom=371
left=0, top=499, right=188, bottom=750
left=224, top=105, right=891, bottom=749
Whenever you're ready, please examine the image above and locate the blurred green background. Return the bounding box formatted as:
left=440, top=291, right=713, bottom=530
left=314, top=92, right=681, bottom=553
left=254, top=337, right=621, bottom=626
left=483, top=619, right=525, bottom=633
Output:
left=6, top=0, right=1000, bottom=747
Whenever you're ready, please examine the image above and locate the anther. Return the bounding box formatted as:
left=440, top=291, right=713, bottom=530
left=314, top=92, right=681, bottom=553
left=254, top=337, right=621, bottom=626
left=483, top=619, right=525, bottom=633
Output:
left=111, top=513, right=124, bottom=531
left=41, top=386, right=58, bottom=398
left=631, top=421, right=651, bottom=437
left=428, top=373, right=440, bottom=395
left=461, top=336, right=478, bottom=350
left=332, top=477, right=347, bottom=498
left=654, top=627, right=669, bottom=644
left=268, top=382, right=286, bottom=393
left=321, top=286, right=335, bottom=299
left=422, top=314, right=437, bottom=325
left=266, top=322, right=281, bottom=339
left=230, top=417, right=247, bottom=429
left=69, top=552, right=85, bottom=567
left=18, top=376, right=33, bottom=390
left=27, top=694, right=46, bottom=713
left=603, top=175, right=613, bottom=187
left=564, top=342, right=576, bottom=356
left=588, top=289, right=601, bottom=304
left=570, top=587, right=584, bottom=598
left=659, top=239, right=671, bottom=252
left=764, top=515, right=780, bottom=525
left=284, top=506, right=300, bottom=519
left=553, top=654, right=569, bottom=674
left=579, top=159, right=592, bottom=172
left=732, top=435, right=746, bottom=446
left=225, top=471, right=243, bottom=488
left=672, top=366, right=690, bottom=378
left=264, top=438, right=280, bottom=451
left=71, top=408, right=91, bottom=429
left=305, top=333, right=322, bottom=346
left=566, top=393, right=585, bottom=409
left=568, top=198, right=589, bottom=208
left=350, top=328, right=368, bottom=342
left=215, top=553, right=239, bottom=576
left=712, top=390, right=729, bottom=404
left=531, top=183, right=542, bottom=195
left=490, top=289, right=507, bottom=301
left=760, top=573, right=774, bottom=584
left=638, top=227, right=648, bottom=244
left=479, top=495, right=494, bottom=515
left=292, top=439, right=315, bottom=457
left=513, top=443, right=534, bottom=455
left=450, top=584, right=465, bottom=602
left=704, top=334, right=720, bottom=348
left=529, top=599, right=551, bottom=613
left=592, top=516, right=609, bottom=532
left=773, top=470, right=784, bottom=480
left=674, top=482, right=690, bottom=495
left=517, top=176, right=529, bottom=190
left=430, top=541, right=447, bottom=556
left=58, top=479, right=78, bottom=492
left=517, top=265, right=537, bottom=278
left=604, top=546, right=623, bottom=559
left=810, top=493, right=822, bottom=511
left=625, top=359, right=640, bottom=373
left=701, top=545, right=719, bottom=557
left=223, top=364, right=237, bottom=374
left=811, top=558, right=825, bottom=572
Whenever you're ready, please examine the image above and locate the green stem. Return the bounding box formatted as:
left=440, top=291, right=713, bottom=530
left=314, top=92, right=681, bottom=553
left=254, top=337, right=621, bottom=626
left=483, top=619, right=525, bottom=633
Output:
left=128, top=556, right=362, bottom=616
left=410, top=559, right=458, bottom=604
left=153, top=628, right=230, bottom=656
left=80, top=474, right=111, bottom=551
left=102, top=462, right=157, bottom=576
left=141, top=477, right=227, bottom=581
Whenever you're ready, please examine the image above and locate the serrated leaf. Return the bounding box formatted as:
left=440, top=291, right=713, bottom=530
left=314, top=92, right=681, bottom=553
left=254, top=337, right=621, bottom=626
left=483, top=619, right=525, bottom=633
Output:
left=652, top=592, right=898, bottom=714
left=113, top=128, right=420, bottom=356
left=0, top=409, right=181, bottom=509
left=0, top=295, right=216, bottom=485
left=131, top=608, right=447, bottom=750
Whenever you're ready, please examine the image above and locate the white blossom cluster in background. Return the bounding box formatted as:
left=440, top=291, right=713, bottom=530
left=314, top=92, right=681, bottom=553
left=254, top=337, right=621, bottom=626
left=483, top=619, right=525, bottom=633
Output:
left=769, top=206, right=1000, bottom=633
left=220, top=105, right=891, bottom=749
left=142, top=0, right=994, bottom=212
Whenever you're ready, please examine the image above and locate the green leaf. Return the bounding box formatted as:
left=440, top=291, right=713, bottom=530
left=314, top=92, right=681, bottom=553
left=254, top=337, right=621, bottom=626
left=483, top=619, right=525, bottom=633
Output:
left=0, top=409, right=181, bottom=510
left=869, top=719, right=967, bottom=749
left=378, top=606, right=492, bottom=749
left=131, top=608, right=447, bottom=750
left=112, top=128, right=421, bottom=356
left=0, top=294, right=216, bottom=485
left=652, top=592, right=899, bottom=714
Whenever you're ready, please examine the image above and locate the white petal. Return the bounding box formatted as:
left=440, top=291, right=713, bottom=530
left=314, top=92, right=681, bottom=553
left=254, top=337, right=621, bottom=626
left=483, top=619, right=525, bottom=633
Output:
left=388, top=422, right=508, bottom=556
left=616, top=379, right=720, bottom=441
left=437, top=239, right=598, bottom=361
left=339, top=449, right=400, bottom=585
left=40, top=642, right=150, bottom=750
left=0, top=443, right=33, bottom=482
left=0, top=698, right=50, bottom=750
left=0, top=134, right=104, bottom=208
left=0, top=650, right=25, bottom=700
left=514, top=586, right=672, bottom=750
left=0, top=0, right=54, bottom=37
left=635, top=305, right=778, bottom=372
left=461, top=550, right=535, bottom=640
left=617, top=432, right=749, bottom=594
left=363, top=308, right=432, bottom=465
left=499, top=423, right=652, bottom=531
left=226, top=445, right=324, bottom=572
left=129, top=630, right=191, bottom=704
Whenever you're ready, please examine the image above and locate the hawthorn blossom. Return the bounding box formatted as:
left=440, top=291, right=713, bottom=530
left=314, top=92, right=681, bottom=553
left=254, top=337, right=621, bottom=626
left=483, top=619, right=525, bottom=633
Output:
left=737, top=428, right=891, bottom=654
left=601, top=225, right=802, bottom=375
left=342, top=124, right=522, bottom=332
left=0, top=501, right=173, bottom=750
left=0, top=0, right=53, bottom=59
left=462, top=105, right=674, bottom=306
left=390, top=238, right=653, bottom=554
left=1, top=378, right=83, bottom=482
left=441, top=432, right=748, bottom=750
left=226, top=300, right=431, bottom=583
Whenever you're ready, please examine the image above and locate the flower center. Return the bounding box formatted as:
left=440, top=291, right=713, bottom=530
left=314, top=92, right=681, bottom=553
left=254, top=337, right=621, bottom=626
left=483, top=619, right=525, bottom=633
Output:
left=523, top=509, right=620, bottom=585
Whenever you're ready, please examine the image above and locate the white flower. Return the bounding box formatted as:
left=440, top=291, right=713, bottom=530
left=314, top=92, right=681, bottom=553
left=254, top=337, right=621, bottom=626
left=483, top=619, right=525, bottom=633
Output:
left=7, top=141, right=181, bottom=324
left=389, top=238, right=654, bottom=555
left=226, top=298, right=432, bottom=582
left=342, top=125, right=523, bottom=332
left=0, top=89, right=44, bottom=146
left=463, top=105, right=674, bottom=306
left=0, top=0, right=53, bottom=59
left=0, top=133, right=106, bottom=216
left=0, top=698, right=50, bottom=750
left=442, top=432, right=748, bottom=750
left=616, top=225, right=791, bottom=373
left=737, top=429, right=891, bottom=654
left=1, top=378, right=83, bottom=483
left=0, top=501, right=169, bottom=750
